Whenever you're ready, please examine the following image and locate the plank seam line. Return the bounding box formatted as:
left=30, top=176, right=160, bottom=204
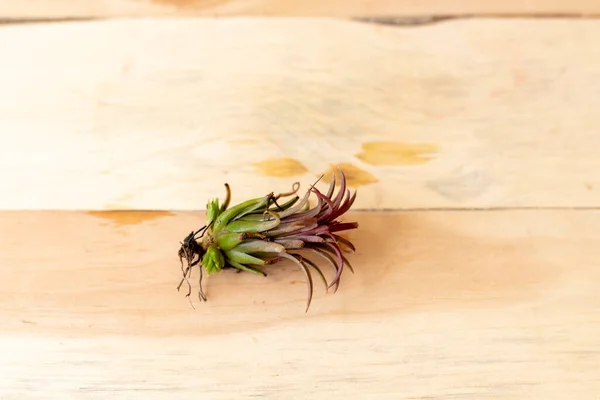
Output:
left=0, top=17, right=99, bottom=25
left=1, top=14, right=600, bottom=27
left=6, top=207, right=600, bottom=213
left=355, top=13, right=600, bottom=26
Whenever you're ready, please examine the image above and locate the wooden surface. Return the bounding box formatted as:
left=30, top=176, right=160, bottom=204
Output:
left=1, top=0, right=599, bottom=19
left=2, top=18, right=600, bottom=210
left=1, top=12, right=600, bottom=399
left=1, top=210, right=599, bottom=398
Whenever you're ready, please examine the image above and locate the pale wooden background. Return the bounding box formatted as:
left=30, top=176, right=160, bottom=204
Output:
left=1, top=2, right=599, bottom=399
left=1, top=0, right=600, bottom=18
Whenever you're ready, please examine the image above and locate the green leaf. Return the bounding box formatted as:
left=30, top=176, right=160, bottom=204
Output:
left=226, top=211, right=281, bottom=233
left=268, top=196, right=299, bottom=212
left=232, top=240, right=285, bottom=254
left=202, top=244, right=225, bottom=274
left=224, top=249, right=266, bottom=266
left=206, top=199, right=221, bottom=225
left=227, top=260, right=267, bottom=276
left=273, top=239, right=305, bottom=249
left=214, top=196, right=268, bottom=233
left=216, top=232, right=246, bottom=251
left=231, top=213, right=278, bottom=222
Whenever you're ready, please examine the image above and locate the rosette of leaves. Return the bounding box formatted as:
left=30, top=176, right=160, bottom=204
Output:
left=177, top=169, right=358, bottom=311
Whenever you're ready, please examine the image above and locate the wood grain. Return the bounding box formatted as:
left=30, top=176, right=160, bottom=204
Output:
left=1, top=18, right=600, bottom=210
left=1, top=0, right=599, bottom=19
left=0, top=210, right=599, bottom=398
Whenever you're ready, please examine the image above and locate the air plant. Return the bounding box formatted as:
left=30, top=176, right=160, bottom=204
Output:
left=177, top=168, right=358, bottom=312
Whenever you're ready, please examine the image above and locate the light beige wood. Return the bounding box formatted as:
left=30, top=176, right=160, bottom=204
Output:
left=2, top=18, right=600, bottom=210
left=1, top=0, right=599, bottom=19
left=0, top=210, right=599, bottom=398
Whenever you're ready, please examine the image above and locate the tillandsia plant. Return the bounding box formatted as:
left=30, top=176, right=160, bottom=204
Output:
left=177, top=168, right=358, bottom=312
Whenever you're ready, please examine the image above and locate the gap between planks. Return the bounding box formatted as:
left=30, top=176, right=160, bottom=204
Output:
left=77, top=207, right=600, bottom=212
left=2, top=0, right=600, bottom=19
left=2, top=14, right=600, bottom=27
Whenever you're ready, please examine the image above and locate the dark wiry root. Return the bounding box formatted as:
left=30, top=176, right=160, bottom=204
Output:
left=198, top=267, right=206, bottom=302
left=276, top=181, right=301, bottom=199
left=177, top=231, right=206, bottom=308
left=270, top=197, right=286, bottom=211
left=177, top=248, right=193, bottom=297
left=177, top=254, right=196, bottom=310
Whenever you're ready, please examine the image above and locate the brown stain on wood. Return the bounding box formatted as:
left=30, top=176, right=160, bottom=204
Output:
left=253, top=157, right=308, bottom=178
left=87, top=210, right=175, bottom=227
left=321, top=163, right=378, bottom=187
left=356, top=142, right=438, bottom=166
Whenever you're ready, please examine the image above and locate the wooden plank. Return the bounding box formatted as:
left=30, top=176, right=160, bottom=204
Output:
left=1, top=210, right=599, bottom=398
left=1, top=0, right=600, bottom=19
left=1, top=18, right=600, bottom=210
